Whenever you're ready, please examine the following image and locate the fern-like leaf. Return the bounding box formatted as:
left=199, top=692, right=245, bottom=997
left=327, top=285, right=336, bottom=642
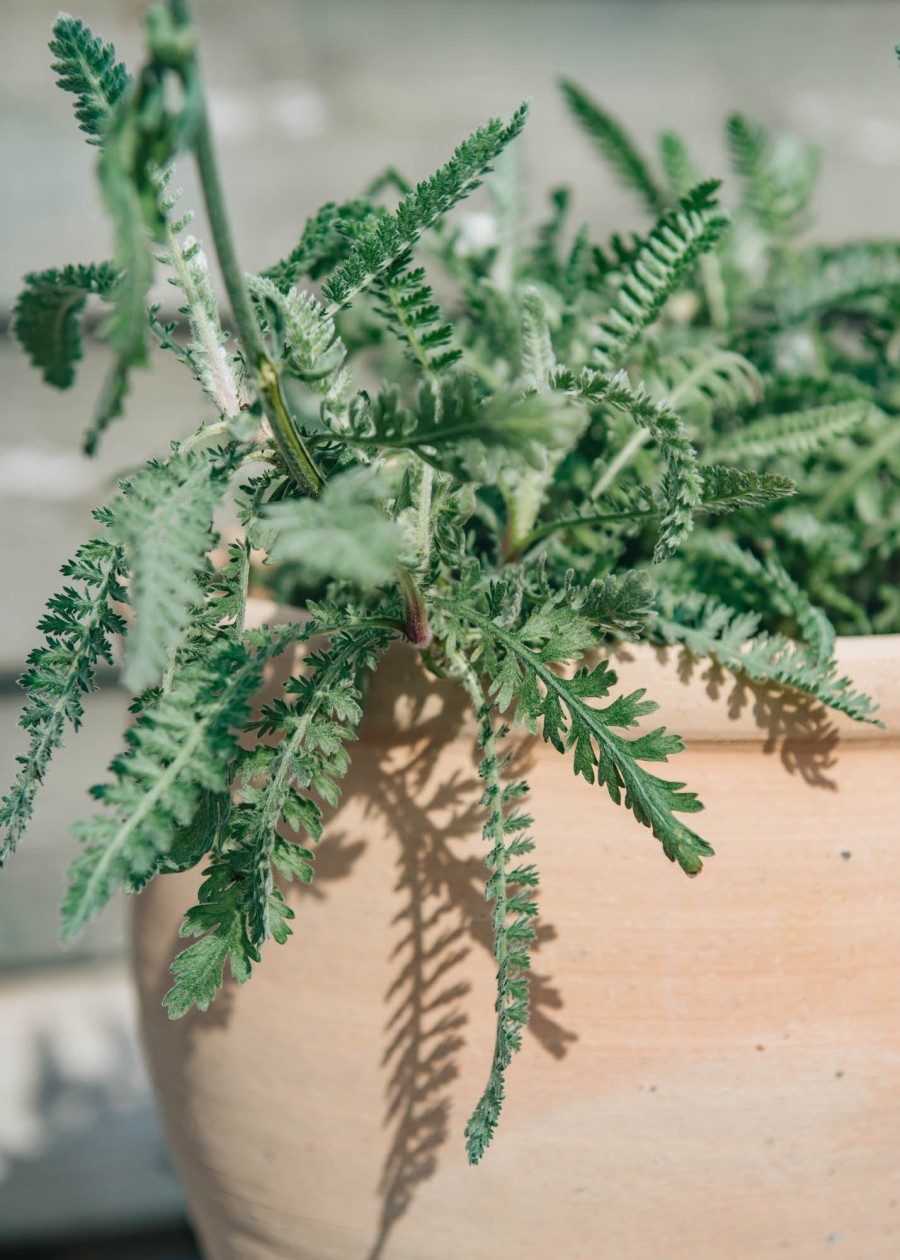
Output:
left=372, top=259, right=462, bottom=373
left=519, top=286, right=556, bottom=387
left=693, top=466, right=796, bottom=515
left=349, top=373, right=581, bottom=484
left=458, top=663, right=538, bottom=1165
left=441, top=600, right=711, bottom=874
left=262, top=198, right=377, bottom=292
left=680, top=534, right=836, bottom=661
left=61, top=634, right=276, bottom=940
left=566, top=569, right=656, bottom=637
left=155, top=169, right=244, bottom=417
left=658, top=131, right=702, bottom=202
left=560, top=80, right=666, bottom=215
left=247, top=274, right=347, bottom=394
left=705, top=401, right=871, bottom=463
left=163, top=857, right=259, bottom=1017
left=552, top=367, right=704, bottom=560
left=0, top=530, right=126, bottom=863
left=651, top=346, right=763, bottom=418
left=13, top=262, right=119, bottom=389
left=265, top=468, right=403, bottom=587
left=109, top=446, right=240, bottom=693
left=651, top=592, right=879, bottom=724
left=49, top=14, right=130, bottom=145
left=727, top=113, right=819, bottom=240
left=321, top=103, right=529, bottom=309
left=769, top=242, right=900, bottom=325
left=593, top=182, right=730, bottom=371
left=232, top=622, right=391, bottom=949
left=163, top=615, right=394, bottom=1016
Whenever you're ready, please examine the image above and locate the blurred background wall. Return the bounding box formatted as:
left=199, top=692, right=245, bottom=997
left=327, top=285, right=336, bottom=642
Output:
left=2, top=1, right=899, bottom=1252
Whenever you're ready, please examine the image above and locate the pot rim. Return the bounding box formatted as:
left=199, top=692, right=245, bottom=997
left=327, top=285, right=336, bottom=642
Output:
left=244, top=597, right=900, bottom=747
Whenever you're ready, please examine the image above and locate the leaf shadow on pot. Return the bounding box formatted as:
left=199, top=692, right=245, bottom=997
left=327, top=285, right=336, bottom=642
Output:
left=614, top=644, right=841, bottom=790
left=328, top=646, right=577, bottom=1260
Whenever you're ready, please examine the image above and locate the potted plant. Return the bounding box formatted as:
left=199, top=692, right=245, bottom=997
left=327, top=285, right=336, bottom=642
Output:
left=4, top=6, right=898, bottom=1258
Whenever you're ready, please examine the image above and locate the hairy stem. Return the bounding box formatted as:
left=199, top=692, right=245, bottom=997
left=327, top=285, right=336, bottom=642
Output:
left=170, top=0, right=323, bottom=497
left=397, top=568, right=433, bottom=647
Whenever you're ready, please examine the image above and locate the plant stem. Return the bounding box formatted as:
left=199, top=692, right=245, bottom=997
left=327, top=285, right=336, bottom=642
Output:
left=507, top=506, right=655, bottom=562
left=417, top=462, right=434, bottom=562
left=170, top=0, right=323, bottom=497
left=700, top=254, right=728, bottom=329
left=177, top=417, right=231, bottom=453
left=397, top=567, right=433, bottom=647
left=592, top=425, right=650, bottom=499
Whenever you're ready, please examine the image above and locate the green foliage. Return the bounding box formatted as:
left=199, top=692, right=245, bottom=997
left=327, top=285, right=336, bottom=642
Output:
left=372, top=259, right=462, bottom=373
left=726, top=113, right=819, bottom=239
left=347, top=373, right=582, bottom=485
left=110, top=446, right=240, bottom=693
left=156, top=169, right=244, bottom=417
left=49, top=14, right=130, bottom=145
left=164, top=615, right=393, bottom=1016
left=321, top=103, right=529, bottom=308
left=14, top=263, right=120, bottom=388
left=458, top=667, right=537, bottom=1165
left=0, top=530, right=126, bottom=863
left=561, top=80, right=665, bottom=215
left=247, top=275, right=346, bottom=393
left=694, top=466, right=796, bottom=515
left=649, top=347, right=762, bottom=420
left=442, top=598, right=711, bottom=875
left=658, top=131, right=702, bottom=202
left=592, top=182, right=730, bottom=371
left=769, top=242, right=900, bottom=325
left=5, top=14, right=895, bottom=1169
left=265, top=468, right=403, bottom=587
left=61, top=634, right=271, bottom=941
left=262, top=198, right=377, bottom=292
left=705, top=401, right=872, bottom=463
left=651, top=592, right=879, bottom=724
left=572, top=569, right=656, bottom=637
left=552, top=367, right=704, bottom=561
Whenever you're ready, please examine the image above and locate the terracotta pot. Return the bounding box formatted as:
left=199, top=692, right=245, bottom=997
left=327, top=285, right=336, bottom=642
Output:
left=132, top=602, right=900, bottom=1260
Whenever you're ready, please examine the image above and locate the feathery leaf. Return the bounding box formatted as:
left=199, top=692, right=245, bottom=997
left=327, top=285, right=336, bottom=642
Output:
left=443, top=599, right=711, bottom=875
left=61, top=634, right=273, bottom=940
left=49, top=14, right=131, bottom=145
left=110, top=446, right=240, bottom=693
left=265, top=468, right=403, bottom=587
left=372, top=259, right=462, bottom=374
left=13, top=262, right=119, bottom=389
left=651, top=592, right=879, bottom=724
left=321, top=103, right=529, bottom=309
left=552, top=367, right=704, bottom=560
left=0, top=531, right=126, bottom=863
left=705, top=401, right=871, bottom=463
left=560, top=80, right=666, bottom=215
left=593, top=182, right=730, bottom=371
left=458, top=663, right=538, bottom=1165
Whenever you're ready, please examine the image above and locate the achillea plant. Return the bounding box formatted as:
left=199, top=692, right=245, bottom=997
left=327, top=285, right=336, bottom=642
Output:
left=3, top=6, right=892, bottom=1163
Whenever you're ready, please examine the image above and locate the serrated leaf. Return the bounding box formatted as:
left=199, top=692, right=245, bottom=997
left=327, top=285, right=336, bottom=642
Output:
left=13, top=263, right=120, bottom=389
left=50, top=14, right=131, bottom=146
left=266, top=467, right=402, bottom=587
left=110, top=446, right=239, bottom=693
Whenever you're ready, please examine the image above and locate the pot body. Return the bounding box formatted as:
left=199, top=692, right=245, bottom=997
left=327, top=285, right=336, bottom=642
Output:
left=132, top=611, right=900, bottom=1260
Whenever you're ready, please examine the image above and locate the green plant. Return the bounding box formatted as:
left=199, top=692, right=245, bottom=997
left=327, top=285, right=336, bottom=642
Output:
left=2, top=7, right=890, bottom=1164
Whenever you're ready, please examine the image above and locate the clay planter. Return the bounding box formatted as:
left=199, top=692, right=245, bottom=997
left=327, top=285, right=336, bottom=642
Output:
left=132, top=601, right=900, bottom=1260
